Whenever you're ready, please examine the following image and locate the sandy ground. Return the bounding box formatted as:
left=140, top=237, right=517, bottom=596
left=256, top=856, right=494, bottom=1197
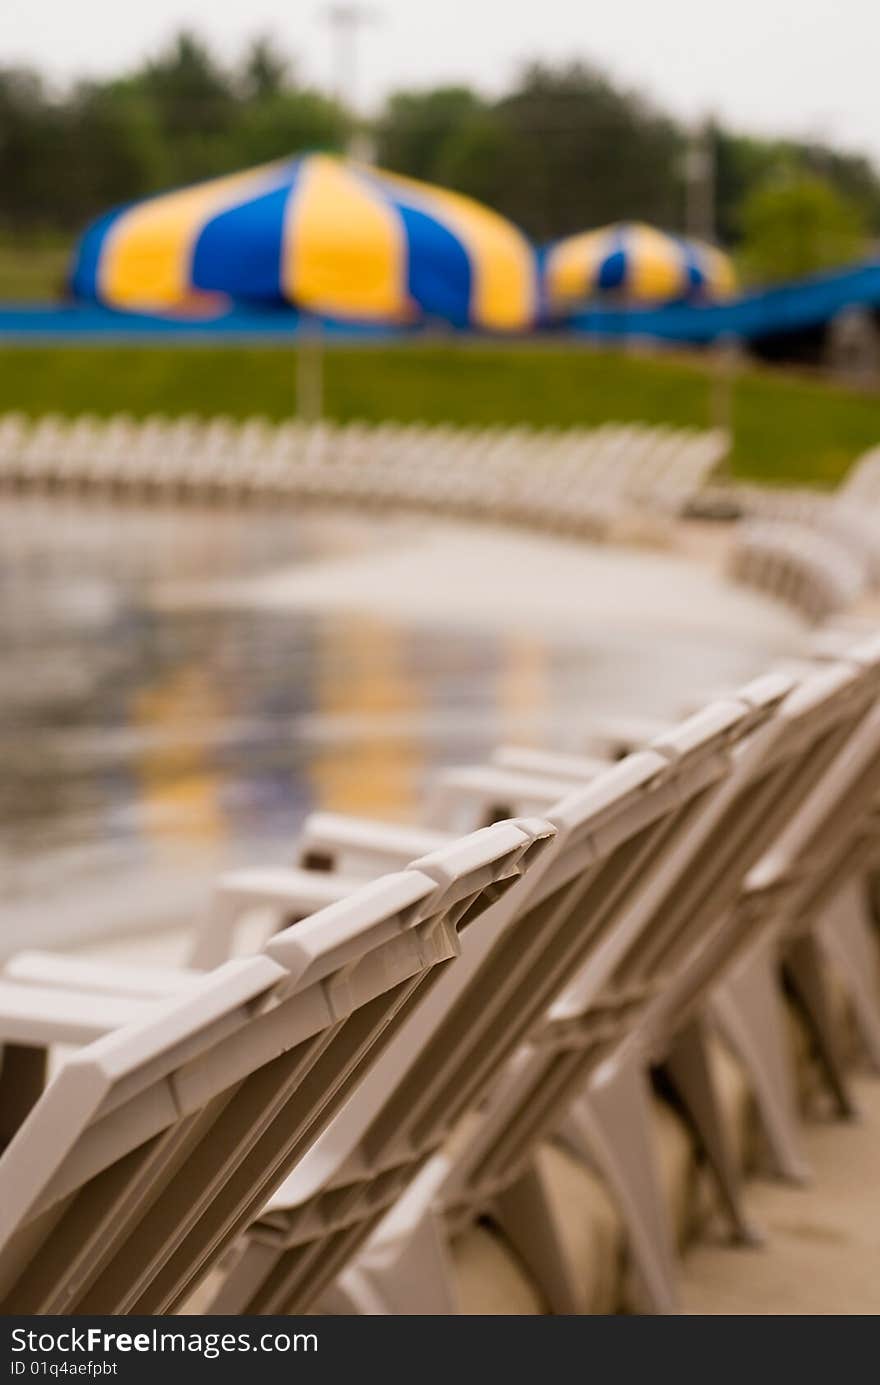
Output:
left=681, top=1076, right=880, bottom=1315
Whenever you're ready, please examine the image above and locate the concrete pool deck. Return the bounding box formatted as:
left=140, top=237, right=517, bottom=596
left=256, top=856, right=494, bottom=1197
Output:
left=155, top=517, right=801, bottom=650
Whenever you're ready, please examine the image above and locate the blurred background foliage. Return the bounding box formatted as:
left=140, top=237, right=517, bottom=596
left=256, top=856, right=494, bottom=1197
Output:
left=0, top=29, right=878, bottom=296
left=738, top=172, right=870, bottom=284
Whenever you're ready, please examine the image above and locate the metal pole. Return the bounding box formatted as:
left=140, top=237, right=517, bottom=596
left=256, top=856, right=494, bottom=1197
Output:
left=321, top=5, right=379, bottom=159
left=326, top=4, right=357, bottom=107
left=711, top=334, right=741, bottom=448
left=296, top=330, right=324, bottom=422
left=685, top=119, right=716, bottom=244
left=320, top=4, right=380, bottom=154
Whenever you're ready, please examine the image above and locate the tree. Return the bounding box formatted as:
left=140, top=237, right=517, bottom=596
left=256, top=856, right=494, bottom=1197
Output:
left=4, top=31, right=880, bottom=265
left=435, top=109, right=519, bottom=211
left=739, top=173, right=869, bottom=284
left=0, top=69, right=66, bottom=232
left=713, top=129, right=783, bottom=246
left=378, top=63, right=687, bottom=241
left=374, top=87, right=485, bottom=181
left=799, top=143, right=880, bottom=233
left=136, top=31, right=236, bottom=139
left=129, top=31, right=239, bottom=184
left=57, top=84, right=168, bottom=222
left=500, top=63, right=685, bottom=239
left=239, top=36, right=290, bottom=102
left=233, top=89, right=350, bottom=166
left=715, top=131, right=880, bottom=249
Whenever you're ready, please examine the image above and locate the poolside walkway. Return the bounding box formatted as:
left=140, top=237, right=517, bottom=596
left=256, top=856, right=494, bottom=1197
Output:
left=681, top=1077, right=880, bottom=1315
left=156, top=518, right=792, bottom=646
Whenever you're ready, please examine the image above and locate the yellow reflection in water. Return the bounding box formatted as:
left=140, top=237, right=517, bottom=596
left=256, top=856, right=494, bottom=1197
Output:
left=308, top=616, right=421, bottom=821
left=131, top=665, right=227, bottom=856
left=497, top=633, right=549, bottom=748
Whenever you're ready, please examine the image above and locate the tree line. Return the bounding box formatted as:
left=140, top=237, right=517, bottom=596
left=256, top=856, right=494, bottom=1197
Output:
left=1, top=30, right=878, bottom=282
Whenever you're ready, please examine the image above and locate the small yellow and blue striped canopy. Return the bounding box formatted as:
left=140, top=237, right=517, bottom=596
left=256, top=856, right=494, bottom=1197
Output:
left=70, top=154, right=537, bottom=331
left=545, top=222, right=736, bottom=310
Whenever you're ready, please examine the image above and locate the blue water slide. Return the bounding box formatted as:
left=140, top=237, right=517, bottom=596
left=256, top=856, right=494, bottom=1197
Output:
left=562, top=261, right=880, bottom=344
left=1, top=261, right=879, bottom=345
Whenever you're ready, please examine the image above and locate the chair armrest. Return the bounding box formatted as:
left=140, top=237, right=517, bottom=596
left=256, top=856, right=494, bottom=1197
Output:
left=297, top=813, right=452, bottom=875
left=0, top=980, right=152, bottom=1047
left=188, top=865, right=367, bottom=970
left=424, top=765, right=574, bottom=831
left=491, top=745, right=609, bottom=781
left=580, top=713, right=672, bottom=760
left=4, top=951, right=204, bottom=999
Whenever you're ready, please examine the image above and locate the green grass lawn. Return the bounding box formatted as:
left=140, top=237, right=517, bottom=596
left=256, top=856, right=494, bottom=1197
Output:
left=0, top=238, right=71, bottom=302
left=0, top=340, right=877, bottom=488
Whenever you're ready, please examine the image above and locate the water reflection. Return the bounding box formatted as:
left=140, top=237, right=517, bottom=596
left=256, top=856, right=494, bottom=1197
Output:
left=131, top=665, right=228, bottom=853
left=308, top=616, right=421, bottom=819
left=0, top=493, right=792, bottom=954
left=1, top=496, right=562, bottom=951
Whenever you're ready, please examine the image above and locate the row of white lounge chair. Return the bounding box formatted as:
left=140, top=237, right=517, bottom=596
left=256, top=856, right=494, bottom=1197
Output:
left=728, top=447, right=880, bottom=622
left=3, top=410, right=878, bottom=626
left=0, top=413, right=728, bottom=540
left=2, top=627, right=880, bottom=1314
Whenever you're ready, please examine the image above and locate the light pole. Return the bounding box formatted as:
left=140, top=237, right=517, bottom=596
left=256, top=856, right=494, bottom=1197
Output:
left=684, top=119, right=740, bottom=442
left=321, top=4, right=379, bottom=140
left=299, top=6, right=380, bottom=421
left=684, top=118, right=716, bottom=245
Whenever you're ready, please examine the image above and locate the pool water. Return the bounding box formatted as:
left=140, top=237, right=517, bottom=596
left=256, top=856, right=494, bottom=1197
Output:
left=0, top=494, right=799, bottom=954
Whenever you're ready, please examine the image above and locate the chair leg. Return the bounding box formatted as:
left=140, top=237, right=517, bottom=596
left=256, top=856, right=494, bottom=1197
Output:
left=713, top=946, right=812, bottom=1184
left=203, top=1238, right=284, bottom=1315
left=784, top=932, right=857, bottom=1119
left=664, top=1017, right=762, bottom=1245
left=340, top=1210, right=461, bottom=1315
left=492, top=1158, right=586, bottom=1314
left=561, top=1055, right=681, bottom=1315
left=817, top=878, right=880, bottom=1073
left=319, top=1269, right=393, bottom=1315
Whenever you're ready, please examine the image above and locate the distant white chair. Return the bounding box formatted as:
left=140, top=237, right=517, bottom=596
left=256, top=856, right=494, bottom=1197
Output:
left=728, top=440, right=880, bottom=618
left=729, top=520, right=867, bottom=621
left=0, top=411, right=730, bottom=538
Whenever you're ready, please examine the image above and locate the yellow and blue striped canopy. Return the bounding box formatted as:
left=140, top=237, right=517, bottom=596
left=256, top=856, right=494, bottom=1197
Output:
left=70, top=154, right=537, bottom=331
left=545, top=222, right=736, bottom=309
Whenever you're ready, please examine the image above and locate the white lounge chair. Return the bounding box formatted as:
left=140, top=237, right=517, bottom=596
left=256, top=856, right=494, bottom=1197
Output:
left=199, top=687, right=782, bottom=1314
left=266, top=642, right=880, bottom=1313
left=0, top=819, right=549, bottom=1313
